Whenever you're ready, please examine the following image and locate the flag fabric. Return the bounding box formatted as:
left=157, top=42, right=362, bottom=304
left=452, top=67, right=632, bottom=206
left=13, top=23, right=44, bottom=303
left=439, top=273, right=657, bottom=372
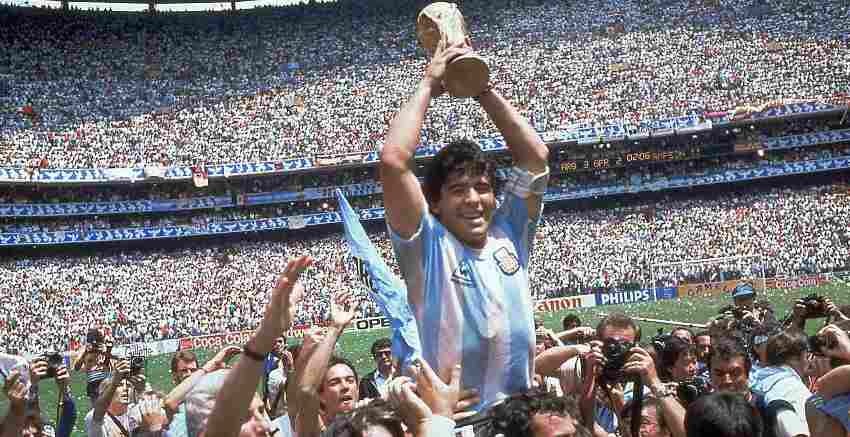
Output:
left=335, top=189, right=421, bottom=368
left=192, top=165, right=208, bottom=188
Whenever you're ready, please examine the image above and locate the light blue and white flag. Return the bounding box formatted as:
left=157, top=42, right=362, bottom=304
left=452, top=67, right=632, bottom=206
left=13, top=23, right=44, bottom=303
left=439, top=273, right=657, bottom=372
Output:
left=335, top=189, right=421, bottom=368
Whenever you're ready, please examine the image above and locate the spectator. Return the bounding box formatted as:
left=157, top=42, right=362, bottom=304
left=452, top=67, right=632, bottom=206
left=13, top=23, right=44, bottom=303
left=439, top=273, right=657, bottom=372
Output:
left=750, top=331, right=813, bottom=437
left=685, top=393, right=764, bottom=437
left=488, top=389, right=592, bottom=437
left=359, top=338, right=398, bottom=401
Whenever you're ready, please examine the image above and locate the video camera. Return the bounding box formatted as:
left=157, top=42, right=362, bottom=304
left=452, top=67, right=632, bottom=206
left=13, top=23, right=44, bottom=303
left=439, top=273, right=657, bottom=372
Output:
left=600, top=339, right=634, bottom=384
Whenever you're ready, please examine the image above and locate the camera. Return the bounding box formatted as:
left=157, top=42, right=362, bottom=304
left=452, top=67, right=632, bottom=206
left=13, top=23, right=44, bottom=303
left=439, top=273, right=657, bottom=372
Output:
left=718, top=305, right=748, bottom=320
left=86, top=328, right=104, bottom=346
left=801, top=294, right=828, bottom=319
left=129, top=355, right=146, bottom=375
left=676, top=376, right=711, bottom=405
left=600, top=339, right=634, bottom=384
left=38, top=352, right=65, bottom=379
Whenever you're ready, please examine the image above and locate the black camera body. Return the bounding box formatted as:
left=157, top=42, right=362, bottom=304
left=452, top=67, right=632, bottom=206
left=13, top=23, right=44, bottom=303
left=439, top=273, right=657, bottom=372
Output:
left=677, top=376, right=711, bottom=405
left=801, top=294, right=828, bottom=319
left=86, top=329, right=104, bottom=347
left=129, top=355, right=146, bottom=375
left=601, top=339, right=634, bottom=384
left=39, top=352, right=65, bottom=379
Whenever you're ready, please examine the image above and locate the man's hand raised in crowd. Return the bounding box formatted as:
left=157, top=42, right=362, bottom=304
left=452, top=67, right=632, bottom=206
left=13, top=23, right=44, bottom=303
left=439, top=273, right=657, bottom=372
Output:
left=817, top=325, right=850, bottom=362
left=30, top=359, right=48, bottom=386
left=623, top=347, right=661, bottom=388
left=203, top=345, right=242, bottom=373
left=55, top=365, right=71, bottom=393
left=330, top=290, right=360, bottom=331
left=252, top=255, right=312, bottom=354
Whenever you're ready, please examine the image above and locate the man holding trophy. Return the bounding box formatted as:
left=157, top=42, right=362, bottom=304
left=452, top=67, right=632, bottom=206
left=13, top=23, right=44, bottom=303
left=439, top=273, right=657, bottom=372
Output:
left=379, top=2, right=550, bottom=411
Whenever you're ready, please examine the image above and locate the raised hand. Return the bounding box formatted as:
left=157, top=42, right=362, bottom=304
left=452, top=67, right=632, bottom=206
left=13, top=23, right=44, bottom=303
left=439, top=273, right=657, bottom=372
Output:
left=424, top=39, right=472, bottom=97
left=410, top=359, right=462, bottom=419
left=203, top=345, right=242, bottom=373
left=330, top=290, right=360, bottom=329
left=55, top=365, right=71, bottom=392
left=30, top=359, right=48, bottom=385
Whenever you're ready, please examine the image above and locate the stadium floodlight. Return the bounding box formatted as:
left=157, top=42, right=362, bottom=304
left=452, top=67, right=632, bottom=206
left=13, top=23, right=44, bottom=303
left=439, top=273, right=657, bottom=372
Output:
left=650, top=254, right=767, bottom=300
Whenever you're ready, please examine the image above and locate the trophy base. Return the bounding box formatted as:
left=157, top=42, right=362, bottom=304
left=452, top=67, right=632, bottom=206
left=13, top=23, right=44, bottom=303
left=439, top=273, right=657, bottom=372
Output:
left=444, top=53, right=490, bottom=98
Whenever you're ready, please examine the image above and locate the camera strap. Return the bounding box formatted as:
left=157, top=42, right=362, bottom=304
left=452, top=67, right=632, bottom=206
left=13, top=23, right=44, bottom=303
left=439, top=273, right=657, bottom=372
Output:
left=107, top=412, right=131, bottom=437
left=630, top=379, right=643, bottom=437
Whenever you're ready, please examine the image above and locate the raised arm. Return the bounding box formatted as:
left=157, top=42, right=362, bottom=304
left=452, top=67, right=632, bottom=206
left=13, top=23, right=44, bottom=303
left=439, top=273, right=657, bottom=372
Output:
left=164, top=346, right=241, bottom=415
left=204, top=256, right=311, bottom=437
left=534, top=344, right=589, bottom=378
left=380, top=40, right=472, bottom=239
left=477, top=88, right=549, bottom=216
left=291, top=290, right=358, bottom=431
left=92, top=360, right=130, bottom=422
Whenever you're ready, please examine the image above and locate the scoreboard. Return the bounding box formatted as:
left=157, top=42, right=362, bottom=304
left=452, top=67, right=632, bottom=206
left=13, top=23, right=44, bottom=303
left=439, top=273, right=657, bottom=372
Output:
left=558, top=149, right=697, bottom=172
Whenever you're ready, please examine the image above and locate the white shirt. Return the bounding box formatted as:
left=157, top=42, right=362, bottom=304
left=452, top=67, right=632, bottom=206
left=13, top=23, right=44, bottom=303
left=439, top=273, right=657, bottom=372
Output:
left=268, top=367, right=287, bottom=408
left=85, top=407, right=139, bottom=437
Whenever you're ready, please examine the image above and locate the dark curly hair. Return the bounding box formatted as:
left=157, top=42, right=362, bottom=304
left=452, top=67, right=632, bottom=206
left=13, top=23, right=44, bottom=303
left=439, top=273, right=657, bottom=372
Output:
left=322, top=399, right=404, bottom=437
left=423, top=139, right=498, bottom=206
left=489, top=389, right=591, bottom=437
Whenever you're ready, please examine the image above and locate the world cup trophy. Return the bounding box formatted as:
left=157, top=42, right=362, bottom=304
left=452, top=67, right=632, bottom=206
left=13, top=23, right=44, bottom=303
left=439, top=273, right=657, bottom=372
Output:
left=416, top=2, right=490, bottom=98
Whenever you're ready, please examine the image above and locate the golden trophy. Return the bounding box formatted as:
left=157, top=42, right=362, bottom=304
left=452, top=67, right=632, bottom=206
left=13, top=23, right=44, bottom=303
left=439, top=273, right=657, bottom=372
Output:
left=416, top=2, right=490, bottom=98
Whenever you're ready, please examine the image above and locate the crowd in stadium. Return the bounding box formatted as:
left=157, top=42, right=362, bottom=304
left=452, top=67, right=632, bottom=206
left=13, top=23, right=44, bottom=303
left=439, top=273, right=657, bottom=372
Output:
left=2, top=0, right=850, bottom=436
left=1, top=182, right=847, bottom=358
left=2, top=0, right=849, bottom=167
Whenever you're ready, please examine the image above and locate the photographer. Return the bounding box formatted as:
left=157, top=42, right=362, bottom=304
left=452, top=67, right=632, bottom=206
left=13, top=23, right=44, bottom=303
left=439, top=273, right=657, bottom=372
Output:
left=73, top=330, right=117, bottom=405
left=621, top=345, right=688, bottom=437
left=28, top=355, right=77, bottom=437
left=787, top=295, right=842, bottom=332
left=85, top=359, right=164, bottom=437
left=536, top=313, right=650, bottom=435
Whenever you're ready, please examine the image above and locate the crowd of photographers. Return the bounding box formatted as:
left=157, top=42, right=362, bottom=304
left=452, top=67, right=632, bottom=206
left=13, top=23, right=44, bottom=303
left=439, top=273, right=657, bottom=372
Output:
left=2, top=0, right=849, bottom=167
left=4, top=275, right=850, bottom=437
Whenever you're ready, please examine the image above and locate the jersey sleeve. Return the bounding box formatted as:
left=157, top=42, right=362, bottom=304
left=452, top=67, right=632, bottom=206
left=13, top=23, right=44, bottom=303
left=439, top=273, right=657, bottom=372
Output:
left=387, top=213, right=438, bottom=306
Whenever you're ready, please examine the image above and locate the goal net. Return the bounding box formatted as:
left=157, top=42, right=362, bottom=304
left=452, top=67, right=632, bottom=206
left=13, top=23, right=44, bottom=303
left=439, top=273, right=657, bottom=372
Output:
left=650, top=254, right=767, bottom=300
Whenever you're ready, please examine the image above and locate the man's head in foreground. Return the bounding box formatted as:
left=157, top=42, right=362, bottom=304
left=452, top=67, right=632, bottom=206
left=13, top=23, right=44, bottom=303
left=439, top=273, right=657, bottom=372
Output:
left=490, top=389, right=591, bottom=437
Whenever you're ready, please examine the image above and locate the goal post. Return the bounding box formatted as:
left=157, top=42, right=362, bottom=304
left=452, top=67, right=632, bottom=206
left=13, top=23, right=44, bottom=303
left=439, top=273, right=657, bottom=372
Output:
left=650, top=254, right=767, bottom=301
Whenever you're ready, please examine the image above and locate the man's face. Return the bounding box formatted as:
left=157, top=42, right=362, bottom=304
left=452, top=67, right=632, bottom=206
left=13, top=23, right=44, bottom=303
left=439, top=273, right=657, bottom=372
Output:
left=600, top=326, right=637, bottom=344
left=633, top=405, right=671, bottom=437
left=373, top=347, right=393, bottom=373
left=734, top=295, right=754, bottom=310
left=710, top=356, right=749, bottom=395
left=671, top=329, right=692, bottom=344
left=320, top=363, right=359, bottom=419
left=174, top=359, right=199, bottom=385
left=431, top=171, right=496, bottom=249
left=111, top=379, right=134, bottom=409
left=535, top=335, right=548, bottom=356
left=530, top=411, right=579, bottom=437
left=694, top=335, right=711, bottom=362
left=670, top=351, right=697, bottom=382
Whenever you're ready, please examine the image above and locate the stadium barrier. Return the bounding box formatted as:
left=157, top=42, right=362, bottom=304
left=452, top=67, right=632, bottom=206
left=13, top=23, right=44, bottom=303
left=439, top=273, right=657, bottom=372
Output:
left=5, top=155, right=850, bottom=246
left=677, top=274, right=831, bottom=299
